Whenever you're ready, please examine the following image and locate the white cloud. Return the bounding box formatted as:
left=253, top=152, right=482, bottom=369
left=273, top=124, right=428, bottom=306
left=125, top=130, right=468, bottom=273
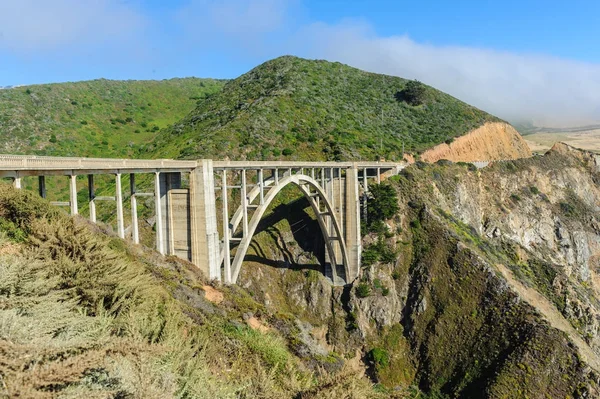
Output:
left=0, top=0, right=147, bottom=53
left=292, top=21, right=600, bottom=127
left=174, top=0, right=298, bottom=49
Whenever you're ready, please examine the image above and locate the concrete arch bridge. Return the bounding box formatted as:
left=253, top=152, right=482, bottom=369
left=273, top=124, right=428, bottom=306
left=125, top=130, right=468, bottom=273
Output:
left=0, top=155, right=406, bottom=285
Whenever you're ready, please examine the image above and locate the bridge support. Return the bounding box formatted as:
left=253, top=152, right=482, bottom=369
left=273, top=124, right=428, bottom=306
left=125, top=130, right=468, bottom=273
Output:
left=38, top=176, right=46, bottom=198
left=69, top=175, right=78, bottom=216
left=130, top=174, right=139, bottom=244
left=88, top=175, right=96, bottom=223
left=189, top=160, right=220, bottom=281
left=345, top=167, right=361, bottom=282
left=115, top=174, right=124, bottom=238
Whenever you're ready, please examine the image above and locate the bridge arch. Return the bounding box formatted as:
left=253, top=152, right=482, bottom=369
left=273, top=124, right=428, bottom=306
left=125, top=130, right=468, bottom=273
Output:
left=228, top=173, right=350, bottom=284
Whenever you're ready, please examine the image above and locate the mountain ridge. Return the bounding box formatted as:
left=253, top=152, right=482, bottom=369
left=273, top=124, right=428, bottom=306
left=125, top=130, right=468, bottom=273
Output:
left=147, top=56, right=506, bottom=161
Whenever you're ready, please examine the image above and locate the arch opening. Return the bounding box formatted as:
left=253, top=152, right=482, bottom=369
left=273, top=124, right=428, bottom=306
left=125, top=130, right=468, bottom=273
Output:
left=225, top=174, right=350, bottom=285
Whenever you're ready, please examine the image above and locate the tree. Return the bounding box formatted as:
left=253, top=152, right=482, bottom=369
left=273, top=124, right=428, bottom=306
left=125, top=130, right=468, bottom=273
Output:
left=396, top=80, right=428, bottom=106
left=367, top=184, right=399, bottom=231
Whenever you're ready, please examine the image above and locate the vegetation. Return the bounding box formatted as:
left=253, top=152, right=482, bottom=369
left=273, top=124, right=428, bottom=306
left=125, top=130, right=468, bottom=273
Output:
left=0, top=184, right=380, bottom=398
left=148, top=56, right=501, bottom=161
left=395, top=80, right=428, bottom=106
left=365, top=184, right=400, bottom=232
left=0, top=78, right=225, bottom=158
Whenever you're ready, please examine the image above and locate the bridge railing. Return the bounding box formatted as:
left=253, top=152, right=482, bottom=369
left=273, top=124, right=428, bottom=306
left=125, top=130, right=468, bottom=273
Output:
left=0, top=154, right=198, bottom=171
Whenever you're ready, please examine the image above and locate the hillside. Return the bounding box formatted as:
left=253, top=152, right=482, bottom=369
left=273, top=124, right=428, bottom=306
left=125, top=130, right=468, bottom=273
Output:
left=2, top=146, right=600, bottom=397
left=147, top=56, right=504, bottom=161
left=236, top=145, right=600, bottom=396
left=0, top=78, right=225, bottom=158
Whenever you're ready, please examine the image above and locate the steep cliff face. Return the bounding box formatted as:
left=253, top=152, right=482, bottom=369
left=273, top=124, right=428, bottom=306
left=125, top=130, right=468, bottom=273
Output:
left=420, top=122, right=532, bottom=163
left=238, top=144, right=600, bottom=397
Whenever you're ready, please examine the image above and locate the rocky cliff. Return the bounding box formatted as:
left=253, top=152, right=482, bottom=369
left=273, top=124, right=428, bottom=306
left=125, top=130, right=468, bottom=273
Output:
left=420, top=122, right=532, bottom=163
left=236, top=143, right=600, bottom=397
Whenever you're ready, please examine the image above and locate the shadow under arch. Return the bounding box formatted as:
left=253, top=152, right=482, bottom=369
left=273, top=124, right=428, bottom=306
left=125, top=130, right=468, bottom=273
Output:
left=228, top=174, right=350, bottom=285
left=243, top=198, right=326, bottom=275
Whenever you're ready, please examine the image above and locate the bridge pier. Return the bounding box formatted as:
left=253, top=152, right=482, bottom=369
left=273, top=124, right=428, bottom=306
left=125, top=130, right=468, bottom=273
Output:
left=69, top=175, right=78, bottom=216
left=189, top=160, right=220, bottom=281
left=130, top=174, right=139, bottom=244
left=87, top=175, right=96, bottom=222
left=38, top=176, right=46, bottom=198
left=345, top=167, right=361, bottom=282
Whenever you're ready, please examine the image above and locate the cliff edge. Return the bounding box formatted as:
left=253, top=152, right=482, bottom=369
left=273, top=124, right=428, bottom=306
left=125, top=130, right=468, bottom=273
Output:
left=421, top=122, right=532, bottom=162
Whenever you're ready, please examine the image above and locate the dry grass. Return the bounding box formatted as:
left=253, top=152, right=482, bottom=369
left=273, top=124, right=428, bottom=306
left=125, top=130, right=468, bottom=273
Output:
left=0, top=184, right=381, bottom=398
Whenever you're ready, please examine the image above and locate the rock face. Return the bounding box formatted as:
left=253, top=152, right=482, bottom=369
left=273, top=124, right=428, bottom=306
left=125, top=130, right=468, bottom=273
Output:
left=237, top=143, right=600, bottom=397
left=421, top=122, right=532, bottom=162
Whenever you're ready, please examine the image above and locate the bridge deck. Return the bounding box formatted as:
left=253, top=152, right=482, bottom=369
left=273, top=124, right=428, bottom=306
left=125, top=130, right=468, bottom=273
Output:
left=0, top=154, right=406, bottom=177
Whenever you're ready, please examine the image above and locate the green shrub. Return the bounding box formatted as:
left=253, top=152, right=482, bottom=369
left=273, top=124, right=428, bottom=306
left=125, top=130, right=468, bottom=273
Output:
left=368, top=348, right=390, bottom=368
left=282, top=148, right=293, bottom=156
left=366, top=184, right=399, bottom=232
left=530, top=186, right=540, bottom=195
left=356, top=283, right=371, bottom=298
left=560, top=202, right=576, bottom=216
left=510, top=194, right=521, bottom=202
left=396, top=80, right=428, bottom=106
left=49, top=134, right=57, bottom=143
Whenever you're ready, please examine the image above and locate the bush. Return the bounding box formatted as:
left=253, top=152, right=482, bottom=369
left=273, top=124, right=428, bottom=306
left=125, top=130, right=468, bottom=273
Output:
left=367, top=184, right=399, bottom=232
left=356, top=283, right=371, bottom=298
left=368, top=348, right=390, bottom=368
left=396, top=80, right=428, bottom=106
left=49, top=134, right=57, bottom=143
left=560, top=202, right=576, bottom=216
left=530, top=186, right=540, bottom=195
left=282, top=148, right=293, bottom=156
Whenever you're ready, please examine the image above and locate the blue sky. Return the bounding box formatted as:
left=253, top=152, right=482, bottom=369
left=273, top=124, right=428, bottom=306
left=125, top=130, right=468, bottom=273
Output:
left=1, top=0, right=600, bottom=125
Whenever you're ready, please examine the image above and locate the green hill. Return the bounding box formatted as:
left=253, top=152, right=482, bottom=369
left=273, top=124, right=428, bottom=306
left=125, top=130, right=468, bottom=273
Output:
left=0, top=78, right=225, bottom=158
left=148, top=56, right=501, bottom=161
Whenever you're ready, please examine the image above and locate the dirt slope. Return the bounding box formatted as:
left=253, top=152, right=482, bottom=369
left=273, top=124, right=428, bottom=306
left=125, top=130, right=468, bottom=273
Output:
left=421, top=122, right=532, bottom=162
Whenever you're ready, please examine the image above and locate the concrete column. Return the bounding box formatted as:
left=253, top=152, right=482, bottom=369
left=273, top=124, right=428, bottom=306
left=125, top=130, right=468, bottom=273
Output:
left=345, top=167, right=361, bottom=281
left=241, top=169, right=248, bottom=237
left=13, top=177, right=21, bottom=189
left=38, top=176, right=46, bottom=198
left=130, top=174, right=139, bottom=244
left=69, top=175, right=78, bottom=215
left=115, top=173, right=124, bottom=239
left=258, top=169, right=264, bottom=205
left=274, top=168, right=279, bottom=185
left=189, top=160, right=220, bottom=280
left=338, top=168, right=343, bottom=230
left=222, top=170, right=231, bottom=283
left=88, top=175, right=96, bottom=223
left=363, top=168, right=368, bottom=192
left=155, top=172, right=164, bottom=255
left=377, top=167, right=381, bottom=184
